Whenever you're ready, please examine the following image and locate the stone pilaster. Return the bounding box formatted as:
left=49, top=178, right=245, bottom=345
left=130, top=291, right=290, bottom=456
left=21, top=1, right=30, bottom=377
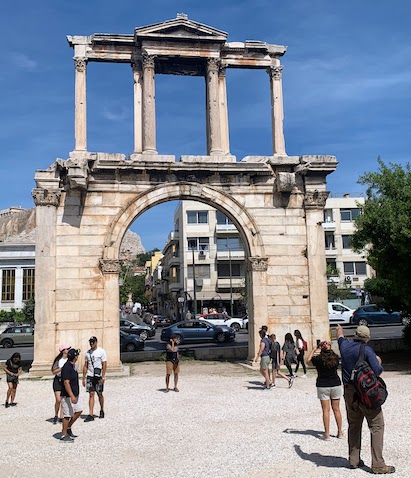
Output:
left=218, top=65, right=230, bottom=154
left=142, top=54, right=157, bottom=154
left=267, top=65, right=286, bottom=155
left=132, top=60, right=143, bottom=154
left=206, top=58, right=223, bottom=155
left=74, top=56, right=87, bottom=151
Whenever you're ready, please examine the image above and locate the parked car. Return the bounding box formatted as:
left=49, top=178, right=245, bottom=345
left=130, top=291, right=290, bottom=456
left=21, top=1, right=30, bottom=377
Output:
left=242, top=315, right=249, bottom=330
left=328, top=302, right=354, bottom=324
left=153, top=315, right=172, bottom=327
left=119, top=319, right=156, bottom=341
left=120, top=330, right=145, bottom=352
left=0, top=325, right=34, bottom=348
left=161, top=320, right=236, bottom=345
left=199, top=313, right=243, bottom=332
left=350, top=305, right=407, bottom=326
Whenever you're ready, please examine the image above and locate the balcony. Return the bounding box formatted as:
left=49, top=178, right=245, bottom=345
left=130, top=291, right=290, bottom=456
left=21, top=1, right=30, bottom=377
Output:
left=216, top=250, right=245, bottom=260
left=216, top=277, right=245, bottom=289
left=169, top=281, right=182, bottom=292
left=322, top=221, right=336, bottom=231
left=169, top=254, right=180, bottom=266
left=168, top=231, right=179, bottom=243
left=325, top=247, right=337, bottom=258
left=216, top=224, right=238, bottom=233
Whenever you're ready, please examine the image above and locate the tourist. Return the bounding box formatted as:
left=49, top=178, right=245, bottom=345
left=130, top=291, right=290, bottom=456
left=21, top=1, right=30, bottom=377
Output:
left=51, top=344, right=70, bottom=424
left=307, top=341, right=343, bottom=440
left=60, top=348, right=83, bottom=442
left=269, top=334, right=293, bottom=388
left=3, top=352, right=22, bottom=407
left=282, top=333, right=297, bottom=377
left=83, top=336, right=107, bottom=421
left=165, top=335, right=180, bottom=392
left=337, top=324, right=395, bottom=473
left=255, top=329, right=271, bottom=390
left=294, top=329, right=307, bottom=377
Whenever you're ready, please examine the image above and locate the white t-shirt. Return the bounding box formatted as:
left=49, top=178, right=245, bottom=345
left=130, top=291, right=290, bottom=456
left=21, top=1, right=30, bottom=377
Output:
left=85, top=347, right=107, bottom=377
left=297, top=338, right=303, bottom=351
left=57, top=357, right=68, bottom=377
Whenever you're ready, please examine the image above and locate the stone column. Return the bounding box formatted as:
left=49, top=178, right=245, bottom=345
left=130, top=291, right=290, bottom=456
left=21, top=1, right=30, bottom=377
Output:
left=74, top=56, right=87, bottom=151
left=14, top=268, right=23, bottom=309
left=100, top=259, right=123, bottom=372
left=247, top=256, right=268, bottom=362
left=305, top=190, right=330, bottom=347
left=267, top=64, right=286, bottom=155
left=206, top=58, right=223, bottom=155
left=218, top=65, right=230, bottom=155
left=30, top=188, right=61, bottom=376
left=132, top=60, right=143, bottom=154
left=142, top=54, right=157, bottom=154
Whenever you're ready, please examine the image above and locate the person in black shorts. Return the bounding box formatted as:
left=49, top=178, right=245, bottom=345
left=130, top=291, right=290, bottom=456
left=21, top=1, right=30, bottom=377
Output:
left=51, top=345, right=70, bottom=424
left=4, top=352, right=22, bottom=408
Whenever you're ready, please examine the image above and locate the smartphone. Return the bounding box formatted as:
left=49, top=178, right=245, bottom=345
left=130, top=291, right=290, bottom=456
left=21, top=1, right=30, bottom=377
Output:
left=316, top=339, right=321, bottom=347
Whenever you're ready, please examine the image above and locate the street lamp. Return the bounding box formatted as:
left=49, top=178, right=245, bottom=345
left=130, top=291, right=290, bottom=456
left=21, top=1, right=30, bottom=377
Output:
left=192, top=247, right=197, bottom=317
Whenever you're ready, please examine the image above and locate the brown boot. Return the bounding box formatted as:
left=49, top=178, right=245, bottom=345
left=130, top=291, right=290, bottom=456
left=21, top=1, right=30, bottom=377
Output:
left=372, top=465, right=395, bottom=474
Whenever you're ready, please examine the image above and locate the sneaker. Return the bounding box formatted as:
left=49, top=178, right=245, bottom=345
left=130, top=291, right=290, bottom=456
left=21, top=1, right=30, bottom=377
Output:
left=60, top=435, right=74, bottom=443
left=5, top=402, right=9, bottom=408
left=84, top=415, right=94, bottom=422
left=349, top=460, right=365, bottom=469
left=371, top=465, right=395, bottom=474
left=67, top=428, right=78, bottom=438
left=99, top=410, right=105, bottom=419
left=10, top=403, right=17, bottom=407
left=288, top=377, right=294, bottom=388
left=52, top=416, right=58, bottom=425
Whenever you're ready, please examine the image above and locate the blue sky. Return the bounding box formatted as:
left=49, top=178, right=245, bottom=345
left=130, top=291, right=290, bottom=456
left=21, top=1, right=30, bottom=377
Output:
left=1, top=1, right=411, bottom=251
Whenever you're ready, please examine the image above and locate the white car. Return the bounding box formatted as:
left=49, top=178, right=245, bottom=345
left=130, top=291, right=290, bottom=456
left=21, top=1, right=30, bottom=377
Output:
left=199, top=313, right=243, bottom=332
left=328, top=302, right=354, bottom=324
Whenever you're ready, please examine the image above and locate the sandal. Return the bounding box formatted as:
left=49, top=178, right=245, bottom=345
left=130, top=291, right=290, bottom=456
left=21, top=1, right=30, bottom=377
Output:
left=320, top=434, right=331, bottom=441
left=174, top=387, right=179, bottom=392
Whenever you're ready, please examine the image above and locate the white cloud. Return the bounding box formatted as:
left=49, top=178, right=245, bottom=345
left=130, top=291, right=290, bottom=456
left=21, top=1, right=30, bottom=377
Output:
left=13, top=53, right=38, bottom=70
left=102, top=107, right=129, bottom=121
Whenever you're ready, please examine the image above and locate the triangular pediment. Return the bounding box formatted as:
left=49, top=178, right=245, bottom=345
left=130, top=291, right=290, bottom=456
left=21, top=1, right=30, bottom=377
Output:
left=135, top=15, right=227, bottom=42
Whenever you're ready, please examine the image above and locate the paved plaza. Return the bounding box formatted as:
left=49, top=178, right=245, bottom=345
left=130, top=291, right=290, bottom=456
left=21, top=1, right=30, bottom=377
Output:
left=1, top=361, right=410, bottom=478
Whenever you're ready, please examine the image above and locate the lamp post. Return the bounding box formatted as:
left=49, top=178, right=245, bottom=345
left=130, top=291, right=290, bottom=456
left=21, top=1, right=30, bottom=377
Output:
left=228, top=244, right=234, bottom=316
left=192, top=247, right=197, bottom=317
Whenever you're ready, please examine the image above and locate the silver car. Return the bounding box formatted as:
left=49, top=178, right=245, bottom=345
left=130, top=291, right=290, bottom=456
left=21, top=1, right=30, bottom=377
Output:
left=0, top=325, right=34, bottom=348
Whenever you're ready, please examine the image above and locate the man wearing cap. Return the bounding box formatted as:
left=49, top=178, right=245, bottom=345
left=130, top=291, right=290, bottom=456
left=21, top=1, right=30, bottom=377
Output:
left=83, top=336, right=107, bottom=422
left=337, top=324, right=395, bottom=474
left=60, top=348, right=83, bottom=442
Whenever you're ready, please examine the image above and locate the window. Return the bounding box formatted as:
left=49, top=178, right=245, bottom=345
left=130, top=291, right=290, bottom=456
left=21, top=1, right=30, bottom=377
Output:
left=2, top=269, right=15, bottom=302
left=343, top=262, right=367, bottom=275
left=187, top=264, right=210, bottom=279
left=187, top=237, right=209, bottom=251
left=323, top=209, right=333, bottom=222
left=216, top=211, right=233, bottom=225
left=216, top=237, right=244, bottom=252
left=342, top=235, right=352, bottom=249
left=340, top=208, right=361, bottom=221
left=324, top=232, right=335, bottom=249
left=23, top=269, right=35, bottom=301
left=187, top=211, right=208, bottom=224
left=217, top=263, right=244, bottom=278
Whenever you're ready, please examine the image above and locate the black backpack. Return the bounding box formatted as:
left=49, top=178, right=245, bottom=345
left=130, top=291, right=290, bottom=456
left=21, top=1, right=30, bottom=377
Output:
left=350, top=343, right=388, bottom=410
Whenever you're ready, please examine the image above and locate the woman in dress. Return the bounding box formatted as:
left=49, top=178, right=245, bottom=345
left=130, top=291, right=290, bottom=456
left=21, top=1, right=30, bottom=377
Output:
left=51, top=345, right=70, bottom=424
left=307, top=341, right=343, bottom=440
left=281, top=333, right=297, bottom=377
left=294, top=329, right=307, bottom=377
left=4, top=352, right=22, bottom=407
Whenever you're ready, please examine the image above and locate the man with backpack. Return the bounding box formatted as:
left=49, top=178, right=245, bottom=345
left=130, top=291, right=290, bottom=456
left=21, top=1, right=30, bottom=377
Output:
left=337, top=324, right=395, bottom=474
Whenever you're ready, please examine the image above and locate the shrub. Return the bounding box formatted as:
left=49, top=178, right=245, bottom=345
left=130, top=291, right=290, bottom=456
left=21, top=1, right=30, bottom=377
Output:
left=403, top=323, right=411, bottom=352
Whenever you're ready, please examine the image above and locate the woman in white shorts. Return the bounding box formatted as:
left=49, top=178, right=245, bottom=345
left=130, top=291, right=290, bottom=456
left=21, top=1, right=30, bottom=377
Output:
left=307, top=341, right=343, bottom=441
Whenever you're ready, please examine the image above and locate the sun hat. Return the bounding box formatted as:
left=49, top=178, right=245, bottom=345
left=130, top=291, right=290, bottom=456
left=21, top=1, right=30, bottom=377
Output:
left=355, top=325, right=370, bottom=339
left=59, top=344, right=71, bottom=352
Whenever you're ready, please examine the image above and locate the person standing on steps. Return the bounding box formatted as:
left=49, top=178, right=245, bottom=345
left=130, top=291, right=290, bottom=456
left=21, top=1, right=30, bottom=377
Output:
left=83, top=336, right=107, bottom=422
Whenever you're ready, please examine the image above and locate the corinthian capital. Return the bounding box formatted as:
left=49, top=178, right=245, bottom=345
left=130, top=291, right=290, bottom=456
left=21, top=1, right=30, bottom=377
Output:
left=131, top=59, right=142, bottom=74
left=207, top=58, right=220, bottom=72
left=248, top=257, right=268, bottom=272
left=304, top=190, right=329, bottom=209
left=32, top=188, right=61, bottom=207
left=74, top=57, right=87, bottom=73
left=267, top=65, right=283, bottom=80
left=142, top=53, right=156, bottom=69
left=99, top=259, right=122, bottom=274
left=219, top=64, right=227, bottom=77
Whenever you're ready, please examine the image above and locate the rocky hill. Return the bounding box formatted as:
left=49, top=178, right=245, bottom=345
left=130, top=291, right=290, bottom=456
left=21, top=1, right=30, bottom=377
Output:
left=0, top=207, right=145, bottom=259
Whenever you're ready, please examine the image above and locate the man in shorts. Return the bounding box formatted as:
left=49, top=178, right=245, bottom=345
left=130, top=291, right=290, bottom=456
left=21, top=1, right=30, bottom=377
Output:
left=82, top=336, right=107, bottom=422
left=60, top=348, right=83, bottom=442
left=255, top=329, right=271, bottom=390
left=165, top=335, right=180, bottom=392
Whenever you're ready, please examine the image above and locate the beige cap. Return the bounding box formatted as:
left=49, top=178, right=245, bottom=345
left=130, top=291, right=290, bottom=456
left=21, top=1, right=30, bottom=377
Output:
left=355, top=325, right=370, bottom=339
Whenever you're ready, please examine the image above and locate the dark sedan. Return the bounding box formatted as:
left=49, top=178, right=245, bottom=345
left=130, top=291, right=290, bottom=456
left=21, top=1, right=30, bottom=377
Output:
left=153, top=315, right=172, bottom=327
left=120, top=330, right=145, bottom=352
left=119, top=319, right=156, bottom=341
left=160, top=320, right=236, bottom=345
left=351, top=305, right=408, bottom=326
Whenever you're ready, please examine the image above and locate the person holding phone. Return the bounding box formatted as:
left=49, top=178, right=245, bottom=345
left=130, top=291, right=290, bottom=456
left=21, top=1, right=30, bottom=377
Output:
left=165, top=335, right=180, bottom=392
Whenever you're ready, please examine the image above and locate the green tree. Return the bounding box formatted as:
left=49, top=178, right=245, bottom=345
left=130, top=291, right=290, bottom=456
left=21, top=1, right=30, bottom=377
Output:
left=135, top=249, right=160, bottom=266
left=327, top=283, right=353, bottom=302
left=352, top=158, right=411, bottom=315
left=119, top=264, right=148, bottom=306
left=22, top=296, right=35, bottom=323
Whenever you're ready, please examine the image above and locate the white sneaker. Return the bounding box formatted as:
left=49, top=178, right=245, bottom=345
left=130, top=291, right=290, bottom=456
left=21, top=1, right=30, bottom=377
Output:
left=301, top=374, right=307, bottom=378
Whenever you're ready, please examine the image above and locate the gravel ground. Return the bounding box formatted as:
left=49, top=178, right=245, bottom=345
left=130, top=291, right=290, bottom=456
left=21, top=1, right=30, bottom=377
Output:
left=0, top=361, right=410, bottom=478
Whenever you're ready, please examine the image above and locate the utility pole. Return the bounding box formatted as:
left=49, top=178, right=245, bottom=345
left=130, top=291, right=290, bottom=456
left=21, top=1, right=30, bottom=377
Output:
left=192, top=247, right=197, bottom=318
left=228, top=244, right=233, bottom=316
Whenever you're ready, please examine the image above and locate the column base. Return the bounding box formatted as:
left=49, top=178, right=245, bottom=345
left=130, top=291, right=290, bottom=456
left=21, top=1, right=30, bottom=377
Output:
left=29, top=360, right=126, bottom=378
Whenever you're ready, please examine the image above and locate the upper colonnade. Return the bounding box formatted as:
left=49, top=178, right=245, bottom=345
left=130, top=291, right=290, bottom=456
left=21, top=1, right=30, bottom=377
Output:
left=67, top=13, right=287, bottom=158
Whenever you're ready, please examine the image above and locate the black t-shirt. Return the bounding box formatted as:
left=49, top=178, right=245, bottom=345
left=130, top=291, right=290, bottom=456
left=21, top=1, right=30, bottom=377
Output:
left=60, top=361, right=79, bottom=397
left=311, top=355, right=341, bottom=388
left=6, top=359, right=20, bottom=375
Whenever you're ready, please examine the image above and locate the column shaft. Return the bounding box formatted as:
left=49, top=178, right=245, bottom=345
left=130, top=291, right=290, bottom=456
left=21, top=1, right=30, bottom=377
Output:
left=74, top=57, right=87, bottom=151
left=268, top=65, right=286, bottom=155
left=132, top=62, right=143, bottom=154
left=206, top=59, right=223, bottom=155
left=142, top=55, right=157, bottom=154
left=219, top=66, right=230, bottom=155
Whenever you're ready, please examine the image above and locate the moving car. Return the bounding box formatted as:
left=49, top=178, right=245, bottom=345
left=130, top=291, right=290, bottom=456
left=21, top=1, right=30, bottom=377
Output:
left=119, top=319, right=156, bottom=341
left=328, top=302, right=354, bottom=324
left=199, top=312, right=243, bottom=332
left=0, top=325, right=34, bottom=348
left=120, top=330, right=145, bottom=352
left=350, top=305, right=408, bottom=326
left=153, top=315, right=172, bottom=327
left=161, top=320, right=236, bottom=345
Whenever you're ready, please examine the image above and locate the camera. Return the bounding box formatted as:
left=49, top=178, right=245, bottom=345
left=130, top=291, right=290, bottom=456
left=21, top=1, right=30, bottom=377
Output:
left=93, top=367, right=102, bottom=378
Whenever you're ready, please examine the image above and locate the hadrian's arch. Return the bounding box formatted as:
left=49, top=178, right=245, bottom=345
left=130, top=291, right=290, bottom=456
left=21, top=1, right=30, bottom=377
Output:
left=31, top=15, right=337, bottom=375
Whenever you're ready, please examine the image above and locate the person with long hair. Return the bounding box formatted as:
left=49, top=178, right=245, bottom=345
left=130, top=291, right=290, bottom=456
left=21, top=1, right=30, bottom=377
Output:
left=307, top=341, right=343, bottom=441
left=282, top=333, right=297, bottom=377
left=294, top=329, right=307, bottom=377
left=51, top=345, right=70, bottom=424
left=4, top=352, right=22, bottom=407
left=270, top=334, right=294, bottom=388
